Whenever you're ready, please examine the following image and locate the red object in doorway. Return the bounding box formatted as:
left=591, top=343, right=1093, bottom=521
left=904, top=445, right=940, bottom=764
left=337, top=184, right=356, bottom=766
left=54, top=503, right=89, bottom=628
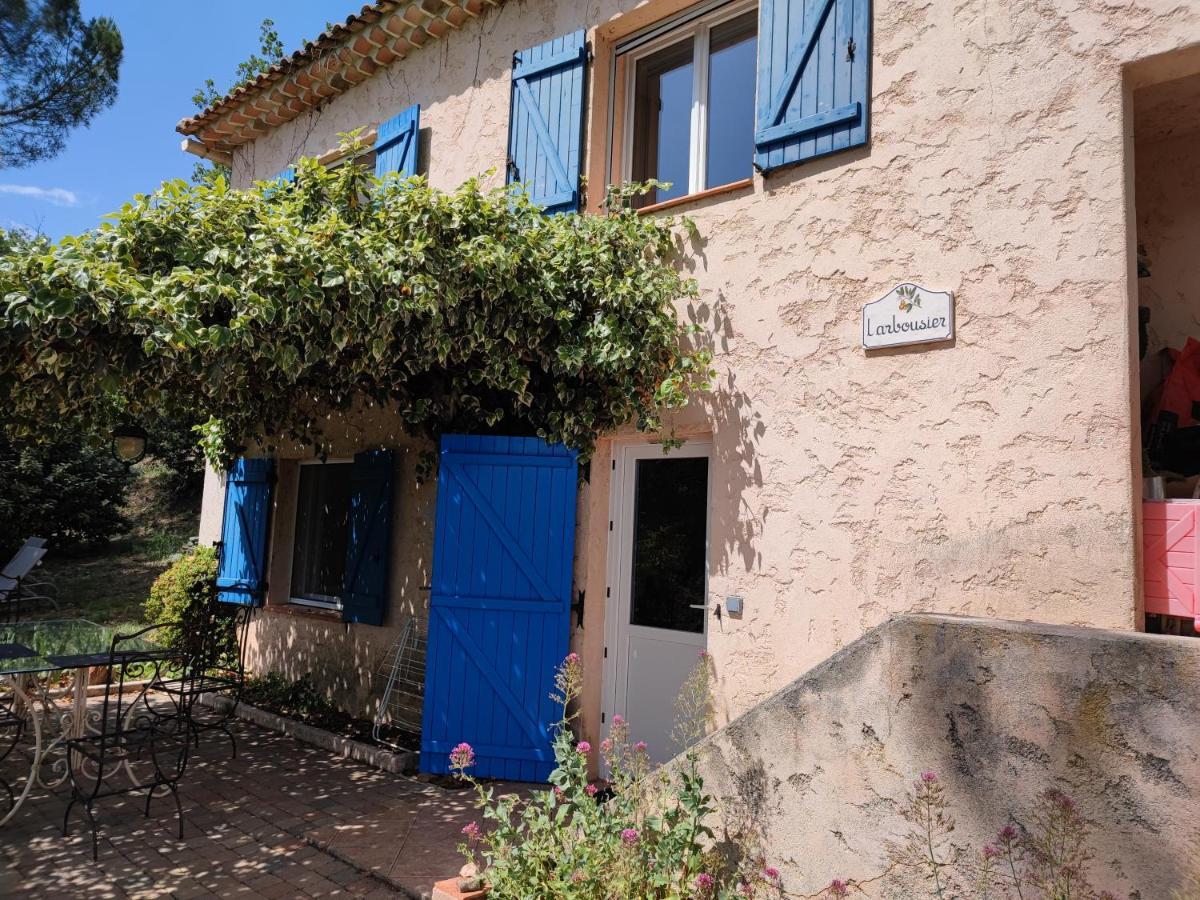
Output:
left=1143, top=500, right=1200, bottom=628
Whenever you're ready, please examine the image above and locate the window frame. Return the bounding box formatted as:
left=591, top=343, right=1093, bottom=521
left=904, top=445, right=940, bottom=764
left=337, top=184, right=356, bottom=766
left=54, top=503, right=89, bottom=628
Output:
left=288, top=458, right=354, bottom=611
left=618, top=0, right=758, bottom=201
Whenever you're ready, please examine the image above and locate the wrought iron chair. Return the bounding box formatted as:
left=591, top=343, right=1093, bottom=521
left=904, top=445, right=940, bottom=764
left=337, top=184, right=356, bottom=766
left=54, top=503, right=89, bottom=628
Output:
left=62, top=622, right=197, bottom=860
left=146, top=600, right=254, bottom=759
left=0, top=580, right=25, bottom=812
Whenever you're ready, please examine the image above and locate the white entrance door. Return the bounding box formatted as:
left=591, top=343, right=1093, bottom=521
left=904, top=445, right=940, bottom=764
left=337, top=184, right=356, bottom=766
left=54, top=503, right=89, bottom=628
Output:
left=604, top=441, right=711, bottom=765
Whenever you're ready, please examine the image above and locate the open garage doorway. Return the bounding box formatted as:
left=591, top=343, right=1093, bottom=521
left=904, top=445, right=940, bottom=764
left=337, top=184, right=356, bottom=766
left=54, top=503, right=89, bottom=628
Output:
left=1132, top=52, right=1200, bottom=637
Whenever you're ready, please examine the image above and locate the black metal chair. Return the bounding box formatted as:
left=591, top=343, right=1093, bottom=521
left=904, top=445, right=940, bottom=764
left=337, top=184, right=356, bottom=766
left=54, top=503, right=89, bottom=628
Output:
left=147, top=600, right=254, bottom=759
left=62, top=622, right=198, bottom=860
left=0, top=580, right=26, bottom=812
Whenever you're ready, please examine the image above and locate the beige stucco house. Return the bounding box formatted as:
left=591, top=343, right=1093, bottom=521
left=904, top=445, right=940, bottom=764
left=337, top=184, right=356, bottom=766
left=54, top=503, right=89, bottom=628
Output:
left=182, top=0, right=1200, bottom=777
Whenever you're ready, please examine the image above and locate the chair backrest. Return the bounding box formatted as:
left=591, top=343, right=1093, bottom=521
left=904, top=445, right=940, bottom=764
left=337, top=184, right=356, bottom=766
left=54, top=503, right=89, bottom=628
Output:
left=95, top=622, right=200, bottom=784
left=1, top=544, right=46, bottom=581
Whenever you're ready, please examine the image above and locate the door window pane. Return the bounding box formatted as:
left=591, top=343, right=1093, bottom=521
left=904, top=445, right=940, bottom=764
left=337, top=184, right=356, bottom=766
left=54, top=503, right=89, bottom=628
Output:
left=629, top=456, right=709, bottom=633
left=291, top=463, right=353, bottom=605
left=706, top=12, right=757, bottom=188
left=631, top=38, right=694, bottom=207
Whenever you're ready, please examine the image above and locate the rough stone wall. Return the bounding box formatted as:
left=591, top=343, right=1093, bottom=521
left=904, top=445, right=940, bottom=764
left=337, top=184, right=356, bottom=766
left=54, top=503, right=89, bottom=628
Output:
left=202, top=0, right=1200, bottom=728
left=686, top=614, right=1200, bottom=899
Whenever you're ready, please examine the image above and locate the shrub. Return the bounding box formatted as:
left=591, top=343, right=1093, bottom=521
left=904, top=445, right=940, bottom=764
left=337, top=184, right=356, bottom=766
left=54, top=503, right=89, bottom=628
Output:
left=452, top=654, right=781, bottom=899
left=143, top=546, right=236, bottom=668
left=0, top=430, right=132, bottom=558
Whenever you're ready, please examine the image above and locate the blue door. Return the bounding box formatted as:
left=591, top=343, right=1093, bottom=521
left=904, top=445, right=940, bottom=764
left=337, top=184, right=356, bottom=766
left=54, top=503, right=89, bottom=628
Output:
left=421, top=435, right=578, bottom=782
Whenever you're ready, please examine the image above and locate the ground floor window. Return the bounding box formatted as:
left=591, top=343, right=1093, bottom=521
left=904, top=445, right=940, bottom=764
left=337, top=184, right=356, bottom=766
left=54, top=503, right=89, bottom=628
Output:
left=290, top=460, right=353, bottom=609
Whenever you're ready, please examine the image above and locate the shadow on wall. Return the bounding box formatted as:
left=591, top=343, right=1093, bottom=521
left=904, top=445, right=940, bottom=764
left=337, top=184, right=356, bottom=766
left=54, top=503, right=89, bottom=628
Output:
left=677, top=228, right=768, bottom=578
left=684, top=615, right=1200, bottom=898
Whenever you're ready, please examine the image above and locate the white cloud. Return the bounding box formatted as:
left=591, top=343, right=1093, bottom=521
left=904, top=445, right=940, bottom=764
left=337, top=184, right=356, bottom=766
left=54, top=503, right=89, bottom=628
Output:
left=0, top=183, right=79, bottom=207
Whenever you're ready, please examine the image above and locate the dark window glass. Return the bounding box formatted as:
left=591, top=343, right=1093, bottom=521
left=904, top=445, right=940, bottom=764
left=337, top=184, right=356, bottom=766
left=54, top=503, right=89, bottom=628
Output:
left=291, top=463, right=353, bottom=604
left=629, top=456, right=709, bottom=633
left=706, top=11, right=757, bottom=188
left=631, top=38, right=694, bottom=208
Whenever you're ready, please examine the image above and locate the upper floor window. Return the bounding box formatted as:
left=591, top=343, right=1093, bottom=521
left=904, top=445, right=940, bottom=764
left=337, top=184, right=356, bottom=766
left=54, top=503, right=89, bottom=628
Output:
left=620, top=2, right=758, bottom=209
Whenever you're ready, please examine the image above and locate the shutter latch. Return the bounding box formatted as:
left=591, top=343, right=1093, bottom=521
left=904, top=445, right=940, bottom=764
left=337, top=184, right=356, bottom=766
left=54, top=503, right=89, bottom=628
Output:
left=572, top=590, right=585, bottom=628
left=846, top=37, right=856, bottom=62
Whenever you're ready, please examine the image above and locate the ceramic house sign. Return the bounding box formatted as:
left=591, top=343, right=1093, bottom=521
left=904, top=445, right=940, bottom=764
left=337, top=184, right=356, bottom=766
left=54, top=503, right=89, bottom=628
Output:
left=862, top=284, right=954, bottom=349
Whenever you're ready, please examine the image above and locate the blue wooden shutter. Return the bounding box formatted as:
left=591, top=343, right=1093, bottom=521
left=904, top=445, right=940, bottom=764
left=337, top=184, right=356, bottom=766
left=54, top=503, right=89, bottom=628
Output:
left=421, top=436, right=578, bottom=781
left=341, top=450, right=394, bottom=626
left=755, top=0, right=871, bottom=172
left=216, top=458, right=274, bottom=606
left=506, top=30, right=587, bottom=214
left=275, top=167, right=295, bottom=184
left=375, top=104, right=421, bottom=180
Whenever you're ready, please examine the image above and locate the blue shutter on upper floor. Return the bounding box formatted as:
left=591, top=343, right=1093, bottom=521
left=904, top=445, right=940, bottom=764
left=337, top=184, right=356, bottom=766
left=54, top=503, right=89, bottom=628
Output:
left=375, top=104, right=421, bottom=180
left=340, top=450, right=395, bottom=626
left=216, top=458, right=274, bottom=606
left=506, top=30, right=587, bottom=214
left=754, top=0, right=871, bottom=173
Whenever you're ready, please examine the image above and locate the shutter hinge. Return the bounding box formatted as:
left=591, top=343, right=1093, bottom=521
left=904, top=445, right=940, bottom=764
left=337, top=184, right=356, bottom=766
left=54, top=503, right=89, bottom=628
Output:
left=606, top=586, right=610, bottom=598
left=506, top=156, right=519, bottom=181
left=601, top=711, right=606, bottom=724
left=609, top=520, right=613, bottom=531
left=611, top=459, right=616, bottom=471
left=573, top=590, right=585, bottom=628
left=604, top=646, right=608, bottom=659
left=846, top=37, right=856, bottom=62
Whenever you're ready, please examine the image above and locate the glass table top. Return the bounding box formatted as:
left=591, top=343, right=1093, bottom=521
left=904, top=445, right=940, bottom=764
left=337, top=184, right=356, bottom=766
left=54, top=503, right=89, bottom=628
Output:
left=0, top=619, right=168, bottom=676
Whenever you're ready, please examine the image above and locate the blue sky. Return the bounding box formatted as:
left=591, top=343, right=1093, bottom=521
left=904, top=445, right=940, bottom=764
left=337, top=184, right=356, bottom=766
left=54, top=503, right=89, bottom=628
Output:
left=0, top=1, right=340, bottom=240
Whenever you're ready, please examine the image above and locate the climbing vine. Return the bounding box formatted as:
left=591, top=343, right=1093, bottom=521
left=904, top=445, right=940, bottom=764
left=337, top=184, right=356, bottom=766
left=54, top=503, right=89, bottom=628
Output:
left=0, top=151, right=711, bottom=468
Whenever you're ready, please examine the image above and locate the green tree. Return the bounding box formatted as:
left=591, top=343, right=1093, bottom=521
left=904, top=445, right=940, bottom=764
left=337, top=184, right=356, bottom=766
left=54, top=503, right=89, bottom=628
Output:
left=0, top=0, right=122, bottom=169
left=191, top=18, right=284, bottom=187
left=0, top=430, right=132, bottom=558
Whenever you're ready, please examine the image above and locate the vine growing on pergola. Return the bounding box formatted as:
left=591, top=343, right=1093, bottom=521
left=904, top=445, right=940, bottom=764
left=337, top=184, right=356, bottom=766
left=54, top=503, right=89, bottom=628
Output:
left=0, top=155, right=712, bottom=469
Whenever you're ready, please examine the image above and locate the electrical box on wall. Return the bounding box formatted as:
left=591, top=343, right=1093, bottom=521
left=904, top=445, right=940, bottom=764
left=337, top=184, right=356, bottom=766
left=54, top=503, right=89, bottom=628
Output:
left=725, top=595, right=744, bottom=617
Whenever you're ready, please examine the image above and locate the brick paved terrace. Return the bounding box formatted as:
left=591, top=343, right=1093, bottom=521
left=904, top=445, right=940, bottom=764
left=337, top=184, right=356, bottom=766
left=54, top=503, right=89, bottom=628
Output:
left=0, top=716, right=488, bottom=899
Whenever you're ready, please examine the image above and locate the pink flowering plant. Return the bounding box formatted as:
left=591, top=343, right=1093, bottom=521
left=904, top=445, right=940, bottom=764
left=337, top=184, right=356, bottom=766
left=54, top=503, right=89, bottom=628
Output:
left=452, top=653, right=782, bottom=898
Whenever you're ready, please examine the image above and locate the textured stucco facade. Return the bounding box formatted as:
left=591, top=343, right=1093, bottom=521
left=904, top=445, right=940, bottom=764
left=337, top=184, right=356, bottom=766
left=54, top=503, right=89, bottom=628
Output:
left=195, top=0, right=1200, bottom=740
left=684, top=614, right=1200, bottom=898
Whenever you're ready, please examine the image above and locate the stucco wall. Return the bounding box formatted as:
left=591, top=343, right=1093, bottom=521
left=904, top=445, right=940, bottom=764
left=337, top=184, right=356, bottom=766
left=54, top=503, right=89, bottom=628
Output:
left=201, top=0, right=1200, bottom=731
left=685, top=614, right=1200, bottom=898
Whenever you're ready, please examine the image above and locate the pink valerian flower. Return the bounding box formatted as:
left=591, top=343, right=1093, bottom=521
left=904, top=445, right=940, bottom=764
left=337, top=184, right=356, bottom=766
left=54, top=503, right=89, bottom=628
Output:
left=576, top=741, right=591, bottom=755
left=698, top=649, right=710, bottom=660
left=694, top=872, right=715, bottom=892
left=449, top=742, right=475, bottom=770
left=920, top=771, right=938, bottom=784
left=585, top=784, right=598, bottom=796
left=762, top=866, right=780, bottom=881
left=621, top=828, right=640, bottom=846
left=612, top=714, right=625, bottom=726
left=600, top=738, right=613, bottom=753
left=565, top=652, right=581, bottom=665
left=981, top=844, right=1000, bottom=860
left=997, top=824, right=1018, bottom=843
left=553, top=786, right=565, bottom=801
left=827, top=879, right=849, bottom=899
left=634, top=741, right=647, bottom=753
left=461, top=821, right=482, bottom=843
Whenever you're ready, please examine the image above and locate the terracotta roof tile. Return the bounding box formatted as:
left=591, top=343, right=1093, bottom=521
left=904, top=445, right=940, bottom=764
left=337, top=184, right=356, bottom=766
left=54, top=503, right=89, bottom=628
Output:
left=177, top=0, right=502, bottom=153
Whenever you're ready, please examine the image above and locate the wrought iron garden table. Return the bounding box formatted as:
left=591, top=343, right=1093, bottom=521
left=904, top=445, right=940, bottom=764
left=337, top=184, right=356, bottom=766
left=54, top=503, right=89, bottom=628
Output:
left=0, top=618, right=171, bottom=826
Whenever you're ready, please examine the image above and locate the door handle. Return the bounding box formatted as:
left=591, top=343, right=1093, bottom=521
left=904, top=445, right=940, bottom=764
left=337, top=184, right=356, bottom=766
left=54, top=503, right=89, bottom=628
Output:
left=688, top=604, right=708, bottom=610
